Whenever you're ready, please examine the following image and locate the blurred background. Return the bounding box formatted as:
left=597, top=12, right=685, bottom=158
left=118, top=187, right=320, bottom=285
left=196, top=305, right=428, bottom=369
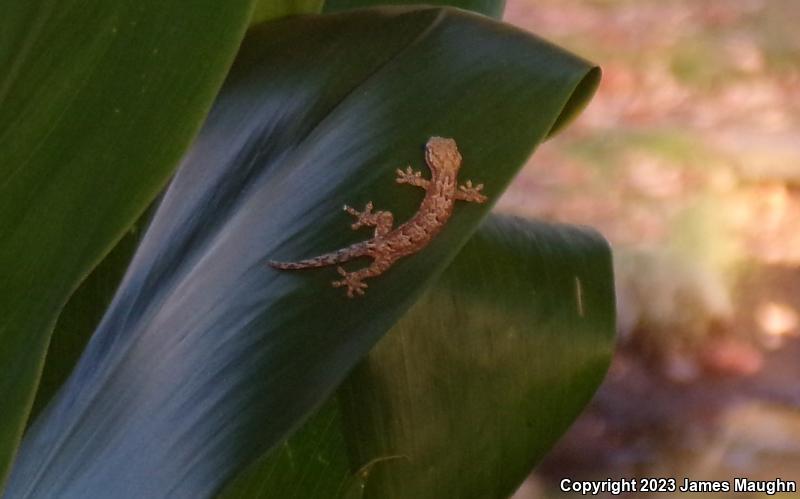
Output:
left=495, top=0, right=800, bottom=496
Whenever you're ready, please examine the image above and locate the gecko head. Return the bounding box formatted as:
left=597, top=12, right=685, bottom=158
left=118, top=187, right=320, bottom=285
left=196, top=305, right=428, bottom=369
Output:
left=425, top=137, right=462, bottom=174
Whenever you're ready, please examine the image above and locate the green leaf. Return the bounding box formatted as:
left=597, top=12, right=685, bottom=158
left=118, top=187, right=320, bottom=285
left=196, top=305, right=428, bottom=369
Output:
left=252, top=0, right=325, bottom=25
left=6, top=7, right=599, bottom=498
left=0, top=0, right=255, bottom=482
left=27, top=222, right=145, bottom=423
left=220, top=399, right=359, bottom=499
left=221, top=216, right=614, bottom=498
left=324, top=0, right=505, bottom=20
left=340, top=216, right=613, bottom=498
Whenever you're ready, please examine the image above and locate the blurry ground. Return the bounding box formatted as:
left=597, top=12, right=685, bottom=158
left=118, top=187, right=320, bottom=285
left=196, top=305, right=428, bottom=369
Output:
left=496, top=0, right=800, bottom=496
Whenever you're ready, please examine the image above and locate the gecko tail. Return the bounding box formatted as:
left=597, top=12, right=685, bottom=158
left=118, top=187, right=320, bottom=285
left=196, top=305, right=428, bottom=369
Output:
left=268, top=244, right=366, bottom=270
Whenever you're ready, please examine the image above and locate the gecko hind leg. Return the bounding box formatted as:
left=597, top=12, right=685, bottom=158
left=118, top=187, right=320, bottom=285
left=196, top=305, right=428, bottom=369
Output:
left=332, top=258, right=393, bottom=298
left=343, top=202, right=394, bottom=237
left=332, top=266, right=368, bottom=297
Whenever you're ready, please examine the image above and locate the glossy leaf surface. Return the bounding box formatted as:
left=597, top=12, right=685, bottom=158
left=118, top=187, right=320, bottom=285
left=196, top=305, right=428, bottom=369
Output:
left=0, top=0, right=254, bottom=482
left=5, top=7, right=599, bottom=498
left=221, top=216, right=614, bottom=498
left=27, top=222, right=145, bottom=423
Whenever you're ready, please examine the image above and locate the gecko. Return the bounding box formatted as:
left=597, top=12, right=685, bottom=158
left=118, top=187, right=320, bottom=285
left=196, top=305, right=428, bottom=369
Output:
left=268, top=137, right=487, bottom=297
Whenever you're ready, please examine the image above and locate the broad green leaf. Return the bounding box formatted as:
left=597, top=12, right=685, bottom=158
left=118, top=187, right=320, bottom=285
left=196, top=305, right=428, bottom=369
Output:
left=221, top=216, right=614, bottom=498
left=0, top=0, right=255, bottom=482
left=26, top=0, right=326, bottom=422
left=340, top=216, right=613, bottom=498
left=324, top=0, right=505, bottom=19
left=5, top=7, right=599, bottom=498
left=252, top=0, right=325, bottom=25
left=27, top=222, right=145, bottom=423
left=221, top=399, right=359, bottom=499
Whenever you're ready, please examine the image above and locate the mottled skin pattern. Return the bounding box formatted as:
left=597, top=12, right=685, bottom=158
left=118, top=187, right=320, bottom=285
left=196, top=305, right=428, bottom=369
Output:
left=269, top=137, right=487, bottom=297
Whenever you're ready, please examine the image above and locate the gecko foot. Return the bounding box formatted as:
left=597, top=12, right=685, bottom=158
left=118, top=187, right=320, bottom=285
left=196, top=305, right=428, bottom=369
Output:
left=344, top=202, right=375, bottom=230
left=332, top=266, right=368, bottom=298
left=395, top=166, right=428, bottom=188
left=457, top=180, right=487, bottom=203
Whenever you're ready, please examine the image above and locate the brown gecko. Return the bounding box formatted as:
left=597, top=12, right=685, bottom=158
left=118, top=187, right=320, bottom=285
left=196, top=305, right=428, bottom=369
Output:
left=268, top=137, right=487, bottom=297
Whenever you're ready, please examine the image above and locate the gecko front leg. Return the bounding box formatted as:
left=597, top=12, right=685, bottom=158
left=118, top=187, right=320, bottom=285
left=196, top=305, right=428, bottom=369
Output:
left=455, top=180, right=487, bottom=203
left=343, top=201, right=394, bottom=238
left=396, top=166, right=430, bottom=189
